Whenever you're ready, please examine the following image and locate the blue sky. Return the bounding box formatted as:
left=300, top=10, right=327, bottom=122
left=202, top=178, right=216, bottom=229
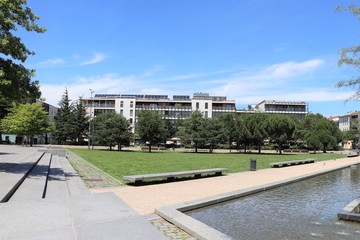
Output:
left=21, top=0, right=360, bottom=117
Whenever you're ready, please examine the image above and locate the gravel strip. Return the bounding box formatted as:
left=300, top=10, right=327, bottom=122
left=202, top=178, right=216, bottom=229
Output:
left=66, top=150, right=124, bottom=188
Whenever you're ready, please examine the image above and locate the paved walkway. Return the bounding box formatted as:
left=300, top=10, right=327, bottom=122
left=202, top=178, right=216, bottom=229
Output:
left=0, top=145, right=167, bottom=240
left=92, top=155, right=360, bottom=215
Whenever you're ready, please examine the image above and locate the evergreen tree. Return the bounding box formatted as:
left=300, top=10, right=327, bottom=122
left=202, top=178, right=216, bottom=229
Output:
left=73, top=98, right=89, bottom=144
left=53, top=89, right=75, bottom=144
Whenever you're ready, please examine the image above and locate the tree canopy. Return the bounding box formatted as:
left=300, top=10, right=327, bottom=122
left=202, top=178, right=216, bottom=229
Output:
left=0, top=0, right=46, bottom=106
left=0, top=102, right=54, bottom=145
left=136, top=110, right=166, bottom=152
left=92, top=112, right=133, bottom=151
left=336, top=3, right=360, bottom=99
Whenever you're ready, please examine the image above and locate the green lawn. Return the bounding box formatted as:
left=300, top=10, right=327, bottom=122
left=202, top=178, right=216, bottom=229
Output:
left=68, top=148, right=347, bottom=183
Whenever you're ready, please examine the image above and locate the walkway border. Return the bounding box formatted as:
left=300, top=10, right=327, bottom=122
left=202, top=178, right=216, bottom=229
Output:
left=156, top=162, right=360, bottom=240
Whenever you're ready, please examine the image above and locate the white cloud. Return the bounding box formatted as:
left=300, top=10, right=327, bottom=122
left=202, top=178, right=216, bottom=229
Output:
left=80, top=53, right=107, bottom=66
left=37, top=58, right=66, bottom=67
left=233, top=89, right=354, bottom=104
left=40, top=73, right=136, bottom=106
left=213, top=59, right=325, bottom=98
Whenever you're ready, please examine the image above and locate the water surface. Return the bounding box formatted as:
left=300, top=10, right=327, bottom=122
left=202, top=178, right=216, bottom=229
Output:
left=188, top=165, right=360, bottom=239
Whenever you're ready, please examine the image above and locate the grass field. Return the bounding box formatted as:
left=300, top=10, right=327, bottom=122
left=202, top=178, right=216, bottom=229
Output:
left=68, top=148, right=348, bottom=183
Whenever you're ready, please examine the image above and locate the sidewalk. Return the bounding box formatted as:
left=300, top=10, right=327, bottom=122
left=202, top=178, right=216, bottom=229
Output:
left=0, top=145, right=167, bottom=240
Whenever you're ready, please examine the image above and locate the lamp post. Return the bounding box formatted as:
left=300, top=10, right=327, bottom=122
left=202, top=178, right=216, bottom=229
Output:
left=88, top=89, right=94, bottom=149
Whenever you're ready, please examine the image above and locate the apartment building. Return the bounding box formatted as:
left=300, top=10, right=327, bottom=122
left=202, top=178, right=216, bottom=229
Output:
left=337, top=112, right=360, bottom=132
left=83, top=92, right=237, bottom=131
left=236, top=100, right=308, bottom=119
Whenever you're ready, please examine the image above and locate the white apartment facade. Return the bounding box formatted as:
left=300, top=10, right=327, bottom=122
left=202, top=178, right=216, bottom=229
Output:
left=236, top=100, right=308, bottom=119
left=83, top=93, right=237, bottom=131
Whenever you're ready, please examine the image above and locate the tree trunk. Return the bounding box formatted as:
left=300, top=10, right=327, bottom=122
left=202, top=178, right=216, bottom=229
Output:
left=278, top=144, right=282, bottom=154
left=229, top=140, right=232, bottom=153
left=148, top=143, right=151, bottom=153
left=195, top=142, right=198, bottom=153
left=258, top=144, right=261, bottom=154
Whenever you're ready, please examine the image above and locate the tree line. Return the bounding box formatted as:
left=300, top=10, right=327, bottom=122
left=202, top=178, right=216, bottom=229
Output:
left=0, top=88, right=346, bottom=152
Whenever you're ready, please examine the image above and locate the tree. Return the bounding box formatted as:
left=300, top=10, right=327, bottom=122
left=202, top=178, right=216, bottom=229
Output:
left=219, top=114, right=237, bottom=152
left=298, top=114, right=341, bottom=153
left=53, top=89, right=76, bottom=144
left=92, top=112, right=132, bottom=151
left=177, top=111, right=205, bottom=153
left=1, top=102, right=53, bottom=146
left=336, top=3, right=360, bottom=99
left=244, top=113, right=268, bottom=154
left=201, top=117, right=223, bottom=153
left=267, top=115, right=296, bottom=154
left=234, top=116, right=252, bottom=153
left=136, top=110, right=166, bottom=152
left=0, top=0, right=46, bottom=142
left=73, top=98, right=89, bottom=144
left=0, top=0, right=46, bottom=106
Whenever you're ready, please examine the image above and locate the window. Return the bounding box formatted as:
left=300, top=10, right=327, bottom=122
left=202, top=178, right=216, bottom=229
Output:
left=196, top=102, right=199, bottom=109
left=130, top=110, right=133, bottom=116
left=120, top=101, right=123, bottom=108
left=130, top=101, right=134, bottom=108
left=120, top=109, right=123, bottom=115
left=130, top=118, right=133, bottom=124
left=205, top=102, right=208, bottom=109
left=205, top=111, right=208, bottom=118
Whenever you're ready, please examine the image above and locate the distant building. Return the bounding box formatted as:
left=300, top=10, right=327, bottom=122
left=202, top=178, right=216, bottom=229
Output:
left=83, top=93, right=237, bottom=132
left=82, top=93, right=310, bottom=133
left=336, top=112, right=360, bottom=132
left=237, top=100, right=308, bottom=119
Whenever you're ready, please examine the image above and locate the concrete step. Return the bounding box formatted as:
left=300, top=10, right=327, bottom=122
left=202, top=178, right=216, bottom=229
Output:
left=0, top=192, right=167, bottom=240
left=45, top=155, right=70, bottom=200
left=10, top=153, right=52, bottom=202
left=59, top=156, right=90, bottom=196
left=0, top=151, right=45, bottom=202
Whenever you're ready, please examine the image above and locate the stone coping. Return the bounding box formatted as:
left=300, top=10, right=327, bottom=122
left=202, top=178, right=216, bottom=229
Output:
left=338, top=198, right=360, bottom=222
left=155, top=162, right=360, bottom=240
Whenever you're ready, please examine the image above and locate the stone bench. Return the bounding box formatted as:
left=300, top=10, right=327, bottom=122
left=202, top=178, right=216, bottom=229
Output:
left=124, top=168, right=228, bottom=184
left=270, top=159, right=315, bottom=168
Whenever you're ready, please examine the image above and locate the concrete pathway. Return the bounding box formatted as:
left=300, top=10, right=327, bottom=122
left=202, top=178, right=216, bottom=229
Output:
left=92, top=156, right=360, bottom=215
left=0, top=145, right=166, bottom=240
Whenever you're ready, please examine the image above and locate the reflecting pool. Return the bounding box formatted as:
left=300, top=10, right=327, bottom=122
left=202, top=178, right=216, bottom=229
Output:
left=187, top=165, right=360, bottom=239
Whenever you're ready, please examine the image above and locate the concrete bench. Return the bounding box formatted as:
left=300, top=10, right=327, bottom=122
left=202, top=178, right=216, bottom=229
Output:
left=270, top=159, right=315, bottom=168
left=124, top=168, right=228, bottom=184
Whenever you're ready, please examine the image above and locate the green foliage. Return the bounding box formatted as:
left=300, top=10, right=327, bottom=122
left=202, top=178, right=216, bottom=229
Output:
left=136, top=110, right=167, bottom=152
left=267, top=114, right=296, bottom=154
left=218, top=114, right=237, bottom=152
left=299, top=114, right=342, bottom=153
left=1, top=102, right=54, bottom=145
left=92, top=112, right=133, bottom=151
left=336, top=3, right=360, bottom=99
left=0, top=0, right=46, bottom=106
left=69, top=148, right=347, bottom=183
left=244, top=113, right=269, bottom=153
left=53, top=89, right=75, bottom=144
left=73, top=98, right=89, bottom=144
left=176, top=111, right=205, bottom=152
